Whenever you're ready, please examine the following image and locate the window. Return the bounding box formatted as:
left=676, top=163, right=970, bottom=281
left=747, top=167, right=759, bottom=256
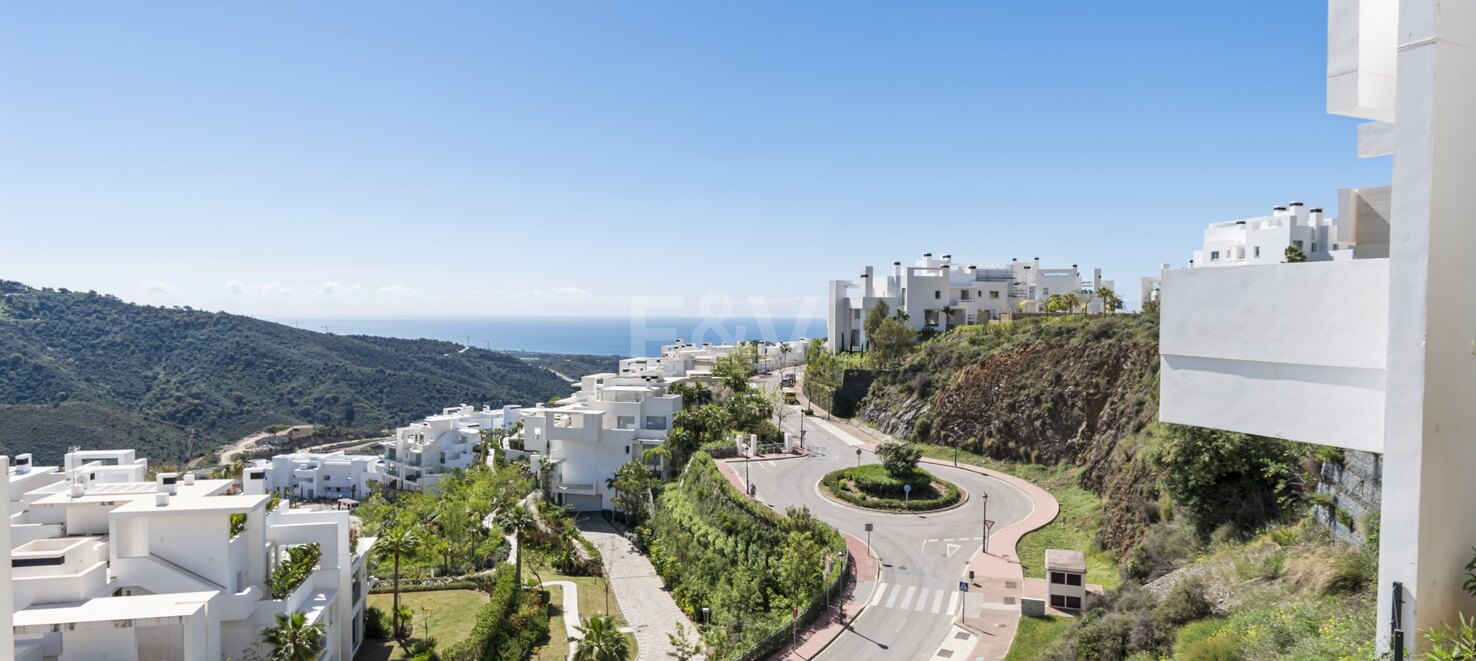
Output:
left=934, top=291, right=941, bottom=300
left=616, top=416, right=635, bottom=430
left=645, top=415, right=667, bottom=430
left=1066, top=573, right=1082, bottom=587
left=1210, top=250, right=1220, bottom=261
left=989, top=291, right=1000, bottom=300
left=1312, top=242, right=1318, bottom=252
left=1050, top=572, right=1066, bottom=585
left=960, top=290, right=972, bottom=301
left=1254, top=246, right=1261, bottom=258
left=1049, top=595, right=1083, bottom=610
left=1293, top=240, right=1304, bottom=249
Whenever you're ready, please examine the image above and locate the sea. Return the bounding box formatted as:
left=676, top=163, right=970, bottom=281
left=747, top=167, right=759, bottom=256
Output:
left=270, top=316, right=826, bottom=358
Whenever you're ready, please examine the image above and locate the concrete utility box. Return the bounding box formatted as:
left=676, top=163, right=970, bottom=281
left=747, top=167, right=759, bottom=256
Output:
left=1020, top=597, right=1046, bottom=617
left=1045, top=549, right=1086, bottom=611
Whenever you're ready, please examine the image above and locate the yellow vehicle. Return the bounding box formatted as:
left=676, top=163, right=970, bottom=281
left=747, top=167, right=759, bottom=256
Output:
left=782, top=387, right=798, bottom=405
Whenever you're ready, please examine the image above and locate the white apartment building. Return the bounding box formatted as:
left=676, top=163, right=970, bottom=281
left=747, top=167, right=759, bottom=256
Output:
left=381, top=404, right=521, bottom=492
left=508, top=373, right=682, bottom=511
left=617, top=339, right=809, bottom=378
left=1188, top=188, right=1391, bottom=267
left=827, top=254, right=1116, bottom=351
left=3, top=449, right=372, bottom=661
left=251, top=451, right=384, bottom=501
left=1160, top=0, right=1475, bottom=653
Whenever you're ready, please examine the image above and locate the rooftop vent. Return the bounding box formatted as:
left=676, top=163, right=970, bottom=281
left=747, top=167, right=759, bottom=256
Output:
left=1236, top=220, right=1246, bottom=225
left=1289, top=201, right=1304, bottom=207
left=1274, top=206, right=1287, bottom=211
left=923, top=252, right=932, bottom=257
left=1310, top=208, right=1323, bottom=213
left=157, top=473, right=178, bottom=495
left=14, top=453, right=31, bottom=474
left=155, top=492, right=170, bottom=507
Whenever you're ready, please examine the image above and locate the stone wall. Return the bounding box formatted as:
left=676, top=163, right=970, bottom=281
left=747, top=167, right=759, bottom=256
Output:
left=1315, top=449, right=1382, bottom=545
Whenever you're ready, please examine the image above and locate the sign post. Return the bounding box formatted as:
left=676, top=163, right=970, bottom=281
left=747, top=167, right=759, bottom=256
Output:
left=864, top=522, right=873, bottom=554
left=903, top=483, right=912, bottom=506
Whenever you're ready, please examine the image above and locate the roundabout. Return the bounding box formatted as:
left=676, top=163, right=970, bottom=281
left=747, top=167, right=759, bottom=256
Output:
left=819, top=464, right=965, bottom=513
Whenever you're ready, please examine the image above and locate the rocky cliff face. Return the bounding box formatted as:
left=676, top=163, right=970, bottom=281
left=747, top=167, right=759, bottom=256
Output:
left=859, top=316, right=1163, bottom=552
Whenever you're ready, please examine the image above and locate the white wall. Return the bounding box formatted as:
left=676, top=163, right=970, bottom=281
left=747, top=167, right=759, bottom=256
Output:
left=1159, top=259, right=1389, bottom=452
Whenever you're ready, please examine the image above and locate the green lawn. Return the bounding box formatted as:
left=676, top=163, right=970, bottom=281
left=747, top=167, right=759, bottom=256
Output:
left=530, top=561, right=638, bottom=661
left=1004, top=615, right=1072, bottom=661
left=917, top=445, right=1121, bottom=589
left=365, top=589, right=487, bottom=658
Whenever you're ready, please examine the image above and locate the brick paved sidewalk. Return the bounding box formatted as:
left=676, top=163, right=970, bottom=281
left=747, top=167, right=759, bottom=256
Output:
left=576, top=516, right=702, bottom=660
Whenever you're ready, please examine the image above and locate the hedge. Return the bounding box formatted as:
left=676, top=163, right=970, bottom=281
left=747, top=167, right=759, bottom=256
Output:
left=821, top=465, right=962, bottom=512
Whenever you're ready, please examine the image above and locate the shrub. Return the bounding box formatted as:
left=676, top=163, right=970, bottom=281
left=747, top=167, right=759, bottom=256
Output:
left=1123, top=520, right=1199, bottom=582
left=1179, top=631, right=1241, bottom=661
left=1072, top=611, right=1134, bottom=661
left=1154, top=576, right=1214, bottom=627
left=265, top=543, right=322, bottom=599
left=364, top=605, right=391, bottom=639
left=1147, top=424, right=1300, bottom=538
left=1425, top=613, right=1476, bottom=661
left=876, top=440, right=922, bottom=477
left=1285, top=545, right=1370, bottom=596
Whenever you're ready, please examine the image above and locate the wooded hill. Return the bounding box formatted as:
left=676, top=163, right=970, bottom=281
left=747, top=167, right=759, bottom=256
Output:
left=0, top=281, right=581, bottom=464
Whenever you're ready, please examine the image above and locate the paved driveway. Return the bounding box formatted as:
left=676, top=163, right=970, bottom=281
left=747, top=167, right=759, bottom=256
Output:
left=577, top=515, right=701, bottom=660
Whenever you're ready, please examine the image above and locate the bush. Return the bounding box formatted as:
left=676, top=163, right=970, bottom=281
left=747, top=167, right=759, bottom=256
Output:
left=1147, top=424, right=1299, bottom=539
left=876, top=440, right=922, bottom=476
left=439, top=565, right=548, bottom=661
left=1179, top=631, right=1241, bottom=661
left=820, top=465, right=962, bottom=512
left=1154, top=576, right=1214, bottom=627
left=1123, top=520, right=1199, bottom=582
left=365, top=605, right=391, bottom=639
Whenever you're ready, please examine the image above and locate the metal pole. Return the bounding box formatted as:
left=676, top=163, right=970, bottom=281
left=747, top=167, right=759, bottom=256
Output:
left=983, top=493, right=989, bottom=554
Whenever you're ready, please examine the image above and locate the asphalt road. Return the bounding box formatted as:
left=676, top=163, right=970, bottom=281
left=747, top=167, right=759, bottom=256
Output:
left=742, top=372, right=1035, bottom=660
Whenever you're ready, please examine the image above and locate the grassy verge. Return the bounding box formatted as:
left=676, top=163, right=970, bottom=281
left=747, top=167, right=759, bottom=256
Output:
left=530, top=560, right=638, bottom=661
left=365, top=589, right=487, bottom=657
left=1003, top=614, right=1073, bottom=661
left=917, top=445, right=1120, bottom=589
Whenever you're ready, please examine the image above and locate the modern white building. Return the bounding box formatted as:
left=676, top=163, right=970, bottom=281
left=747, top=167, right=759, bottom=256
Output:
left=506, top=372, right=682, bottom=511
left=4, top=449, right=372, bottom=661
left=251, top=451, right=384, bottom=501
left=1188, top=188, right=1391, bottom=267
left=380, top=404, right=522, bottom=492
left=1160, top=0, right=1475, bottom=653
left=616, top=339, right=808, bottom=378
left=827, top=254, right=1116, bottom=351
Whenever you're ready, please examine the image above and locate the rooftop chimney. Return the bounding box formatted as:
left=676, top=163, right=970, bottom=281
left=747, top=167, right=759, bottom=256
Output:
left=244, top=468, right=267, bottom=496
left=183, top=472, right=196, bottom=486
left=155, top=492, right=170, bottom=507
left=157, top=472, right=178, bottom=495
left=14, top=453, right=30, bottom=475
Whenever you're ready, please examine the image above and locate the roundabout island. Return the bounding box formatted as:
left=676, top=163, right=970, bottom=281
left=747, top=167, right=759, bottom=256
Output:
left=819, top=441, right=964, bottom=512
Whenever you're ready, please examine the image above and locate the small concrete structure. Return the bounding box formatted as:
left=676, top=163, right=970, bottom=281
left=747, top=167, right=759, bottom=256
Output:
left=1020, top=596, right=1046, bottom=617
left=1045, top=549, right=1086, bottom=611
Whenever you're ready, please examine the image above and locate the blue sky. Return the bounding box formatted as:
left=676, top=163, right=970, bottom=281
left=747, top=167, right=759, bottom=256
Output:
left=1, top=2, right=1390, bottom=317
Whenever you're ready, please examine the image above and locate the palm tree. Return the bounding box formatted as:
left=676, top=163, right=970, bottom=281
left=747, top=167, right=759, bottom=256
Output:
left=778, top=342, right=792, bottom=368
left=374, top=527, right=420, bottom=640
left=497, top=505, right=536, bottom=585
left=262, top=611, right=325, bottom=661
left=573, top=615, right=631, bottom=661
left=1095, top=287, right=1122, bottom=314
left=1060, top=292, right=1082, bottom=314
left=940, top=305, right=956, bottom=331
left=892, top=309, right=910, bottom=322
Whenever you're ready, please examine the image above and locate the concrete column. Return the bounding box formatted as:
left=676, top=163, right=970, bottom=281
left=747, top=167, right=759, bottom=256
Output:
left=1377, top=0, right=1476, bottom=652
left=1, top=456, right=13, bottom=658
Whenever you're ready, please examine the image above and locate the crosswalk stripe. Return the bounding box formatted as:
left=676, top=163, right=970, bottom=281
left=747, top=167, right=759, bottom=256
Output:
left=930, top=590, right=945, bottom=614
left=947, top=591, right=959, bottom=615
left=911, top=588, right=930, bottom=611
left=870, top=583, right=888, bottom=607
left=885, top=585, right=900, bottom=609
left=898, top=586, right=917, bottom=610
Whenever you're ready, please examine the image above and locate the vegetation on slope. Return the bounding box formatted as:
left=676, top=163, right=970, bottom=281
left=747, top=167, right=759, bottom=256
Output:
left=0, top=281, right=586, bottom=463
left=644, top=453, right=845, bottom=659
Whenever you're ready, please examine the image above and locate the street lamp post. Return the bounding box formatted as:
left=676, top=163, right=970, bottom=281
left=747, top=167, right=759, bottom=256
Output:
left=982, top=492, right=990, bottom=555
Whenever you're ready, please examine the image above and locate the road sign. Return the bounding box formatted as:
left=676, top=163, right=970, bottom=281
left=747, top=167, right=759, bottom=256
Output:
left=958, top=581, right=969, bottom=592
left=985, top=519, right=995, bottom=530
left=903, top=484, right=912, bottom=493
left=864, top=523, right=873, bottom=532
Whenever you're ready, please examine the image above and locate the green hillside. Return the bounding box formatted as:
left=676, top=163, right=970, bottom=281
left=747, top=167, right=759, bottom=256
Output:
left=0, top=281, right=580, bottom=464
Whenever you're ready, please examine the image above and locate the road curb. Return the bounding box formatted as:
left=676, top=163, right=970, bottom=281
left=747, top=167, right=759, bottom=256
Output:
left=792, top=531, right=881, bottom=661
left=811, top=473, right=971, bottom=516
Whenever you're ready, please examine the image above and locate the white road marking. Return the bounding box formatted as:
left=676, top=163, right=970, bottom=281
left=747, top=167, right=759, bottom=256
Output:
left=947, top=591, right=960, bottom=615
left=930, top=590, right=945, bottom=614
left=885, top=585, right=901, bottom=608
left=945, top=543, right=962, bottom=558
left=870, top=583, right=888, bottom=607
left=898, top=585, right=917, bottom=610
left=913, top=588, right=932, bottom=611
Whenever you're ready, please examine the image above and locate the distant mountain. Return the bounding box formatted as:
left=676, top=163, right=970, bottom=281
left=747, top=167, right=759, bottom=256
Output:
left=0, top=281, right=584, bottom=465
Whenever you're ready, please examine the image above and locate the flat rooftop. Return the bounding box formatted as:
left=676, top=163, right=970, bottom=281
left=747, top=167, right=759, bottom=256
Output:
left=13, top=592, right=215, bottom=631
left=1045, top=548, right=1087, bottom=573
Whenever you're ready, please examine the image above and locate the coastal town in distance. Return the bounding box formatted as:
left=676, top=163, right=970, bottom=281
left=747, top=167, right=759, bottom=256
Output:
left=3, top=1, right=1472, bottom=660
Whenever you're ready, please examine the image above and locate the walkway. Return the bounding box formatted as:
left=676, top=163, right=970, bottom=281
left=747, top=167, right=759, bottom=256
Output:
left=543, top=580, right=582, bottom=661
left=576, top=515, right=701, bottom=660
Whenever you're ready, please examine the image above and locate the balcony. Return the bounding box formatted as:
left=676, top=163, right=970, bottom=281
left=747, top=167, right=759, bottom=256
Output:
left=1159, top=259, right=1389, bottom=452
left=557, top=481, right=598, bottom=495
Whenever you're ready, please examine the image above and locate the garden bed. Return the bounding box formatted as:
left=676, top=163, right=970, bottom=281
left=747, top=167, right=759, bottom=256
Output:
left=820, top=464, right=963, bottom=512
